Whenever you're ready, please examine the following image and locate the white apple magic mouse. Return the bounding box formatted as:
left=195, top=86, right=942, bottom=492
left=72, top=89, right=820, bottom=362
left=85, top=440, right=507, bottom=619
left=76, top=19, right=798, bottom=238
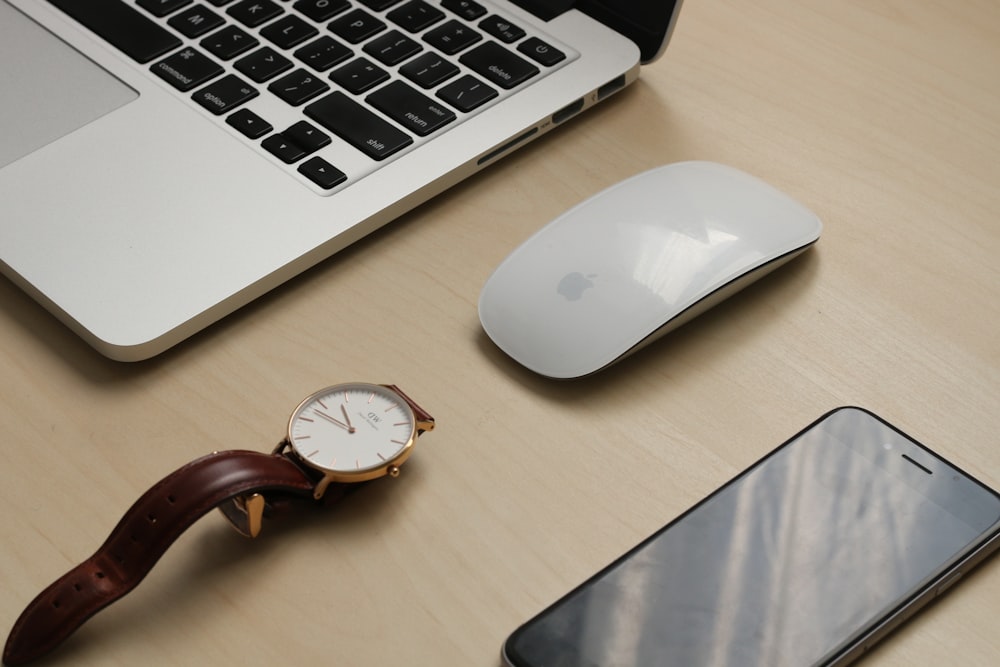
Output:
left=478, top=161, right=822, bottom=379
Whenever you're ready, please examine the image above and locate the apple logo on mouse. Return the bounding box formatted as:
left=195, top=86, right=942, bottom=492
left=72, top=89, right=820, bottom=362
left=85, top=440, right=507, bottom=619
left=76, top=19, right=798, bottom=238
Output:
left=557, top=272, right=597, bottom=301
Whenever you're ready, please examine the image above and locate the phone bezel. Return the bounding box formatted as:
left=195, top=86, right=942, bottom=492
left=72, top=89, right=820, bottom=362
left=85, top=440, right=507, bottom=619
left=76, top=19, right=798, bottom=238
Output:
left=501, top=406, right=1000, bottom=667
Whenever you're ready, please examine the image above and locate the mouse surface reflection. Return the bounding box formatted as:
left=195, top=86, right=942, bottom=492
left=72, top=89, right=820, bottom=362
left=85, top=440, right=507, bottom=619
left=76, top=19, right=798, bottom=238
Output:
left=478, top=161, right=822, bottom=379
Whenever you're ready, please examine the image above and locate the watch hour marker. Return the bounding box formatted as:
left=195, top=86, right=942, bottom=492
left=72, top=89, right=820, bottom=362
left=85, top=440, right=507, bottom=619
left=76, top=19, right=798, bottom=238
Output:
left=317, top=398, right=328, bottom=409
left=299, top=416, right=314, bottom=423
left=307, top=449, right=319, bottom=458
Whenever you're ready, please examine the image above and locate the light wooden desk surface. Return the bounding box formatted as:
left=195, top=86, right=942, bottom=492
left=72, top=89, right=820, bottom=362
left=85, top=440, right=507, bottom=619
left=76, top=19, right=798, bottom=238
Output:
left=2, top=0, right=999, bottom=665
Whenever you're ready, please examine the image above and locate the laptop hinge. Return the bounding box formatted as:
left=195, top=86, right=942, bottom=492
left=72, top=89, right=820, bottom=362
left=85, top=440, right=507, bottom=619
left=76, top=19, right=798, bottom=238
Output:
left=508, top=0, right=574, bottom=21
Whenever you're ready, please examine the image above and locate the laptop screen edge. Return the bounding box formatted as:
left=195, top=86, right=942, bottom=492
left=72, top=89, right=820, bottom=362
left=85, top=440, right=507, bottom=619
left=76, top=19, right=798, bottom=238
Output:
left=513, top=0, right=684, bottom=64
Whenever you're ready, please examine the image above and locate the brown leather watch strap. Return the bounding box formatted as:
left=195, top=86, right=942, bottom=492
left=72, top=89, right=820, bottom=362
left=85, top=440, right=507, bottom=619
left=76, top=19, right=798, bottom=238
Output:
left=3, top=450, right=315, bottom=666
left=383, top=384, right=435, bottom=433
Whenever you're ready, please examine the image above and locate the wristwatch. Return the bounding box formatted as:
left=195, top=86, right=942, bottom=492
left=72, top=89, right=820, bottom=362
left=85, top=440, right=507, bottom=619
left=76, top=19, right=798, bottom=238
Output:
left=3, top=383, right=434, bottom=666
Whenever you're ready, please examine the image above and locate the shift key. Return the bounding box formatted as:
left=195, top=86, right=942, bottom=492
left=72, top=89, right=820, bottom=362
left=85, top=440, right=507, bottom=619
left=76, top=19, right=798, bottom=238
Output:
left=305, top=92, right=412, bottom=160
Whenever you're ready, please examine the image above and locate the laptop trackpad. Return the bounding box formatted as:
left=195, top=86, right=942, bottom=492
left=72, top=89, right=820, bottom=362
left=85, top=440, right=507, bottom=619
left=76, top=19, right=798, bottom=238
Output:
left=0, top=2, right=138, bottom=169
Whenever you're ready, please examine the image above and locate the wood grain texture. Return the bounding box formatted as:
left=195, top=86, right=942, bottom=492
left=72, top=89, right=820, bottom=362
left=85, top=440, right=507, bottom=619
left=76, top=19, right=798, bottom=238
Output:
left=2, top=0, right=998, bottom=664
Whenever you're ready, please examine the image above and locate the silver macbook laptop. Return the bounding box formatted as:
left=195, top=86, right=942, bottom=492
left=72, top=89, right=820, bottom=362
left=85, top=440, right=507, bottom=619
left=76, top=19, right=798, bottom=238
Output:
left=0, top=0, right=683, bottom=361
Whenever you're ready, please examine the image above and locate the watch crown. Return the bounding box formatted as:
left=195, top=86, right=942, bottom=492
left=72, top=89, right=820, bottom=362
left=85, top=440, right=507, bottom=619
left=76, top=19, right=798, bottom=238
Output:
left=388, top=465, right=401, bottom=478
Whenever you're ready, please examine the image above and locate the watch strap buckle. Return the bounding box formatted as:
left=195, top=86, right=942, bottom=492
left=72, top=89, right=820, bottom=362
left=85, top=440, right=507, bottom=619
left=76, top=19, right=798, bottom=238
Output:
left=219, top=493, right=266, bottom=538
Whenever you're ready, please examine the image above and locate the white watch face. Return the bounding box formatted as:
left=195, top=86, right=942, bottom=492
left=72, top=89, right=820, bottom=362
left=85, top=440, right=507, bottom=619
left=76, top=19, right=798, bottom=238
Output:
left=287, top=383, right=416, bottom=480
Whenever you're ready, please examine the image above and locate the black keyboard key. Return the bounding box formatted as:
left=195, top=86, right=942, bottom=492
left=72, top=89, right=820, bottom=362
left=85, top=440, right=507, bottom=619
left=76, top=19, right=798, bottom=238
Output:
left=441, top=0, right=486, bottom=21
left=193, top=74, right=259, bottom=114
left=137, top=0, right=193, bottom=17
left=293, top=0, right=350, bottom=22
left=298, top=157, right=347, bottom=190
left=479, top=15, right=525, bottom=43
left=227, top=0, right=283, bottom=27
left=436, top=74, right=496, bottom=112
left=329, top=9, right=386, bottom=43
left=387, top=1, right=445, bottom=33
left=330, top=57, right=389, bottom=94
left=235, top=46, right=293, bottom=82
left=201, top=25, right=259, bottom=59
left=268, top=69, right=330, bottom=105
left=423, top=19, right=482, bottom=55
left=284, top=121, right=332, bottom=151
left=366, top=81, right=455, bottom=136
left=400, top=52, right=459, bottom=88
left=260, top=15, right=319, bottom=49
left=518, top=37, right=566, bottom=67
left=363, top=30, right=422, bottom=67
left=151, top=47, right=224, bottom=91
left=168, top=5, right=225, bottom=37
left=262, top=134, right=307, bottom=163
left=459, top=42, right=538, bottom=89
left=49, top=0, right=182, bottom=64
left=227, top=108, right=273, bottom=138
left=357, top=0, right=403, bottom=9
left=295, top=36, right=352, bottom=71
left=305, top=92, right=412, bottom=160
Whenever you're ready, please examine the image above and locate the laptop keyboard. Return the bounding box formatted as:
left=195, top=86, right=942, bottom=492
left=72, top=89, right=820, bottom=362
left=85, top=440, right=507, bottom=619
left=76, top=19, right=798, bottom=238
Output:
left=47, top=0, right=576, bottom=192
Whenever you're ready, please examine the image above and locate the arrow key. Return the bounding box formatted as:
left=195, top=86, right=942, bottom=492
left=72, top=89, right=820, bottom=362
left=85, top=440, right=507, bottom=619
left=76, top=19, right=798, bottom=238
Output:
left=227, top=108, right=273, bottom=139
left=262, top=133, right=307, bottom=163
left=284, top=121, right=332, bottom=152
left=298, top=156, right=347, bottom=189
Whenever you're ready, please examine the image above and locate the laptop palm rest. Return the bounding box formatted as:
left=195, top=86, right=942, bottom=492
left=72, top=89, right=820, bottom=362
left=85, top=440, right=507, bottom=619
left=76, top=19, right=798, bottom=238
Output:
left=0, top=2, right=137, bottom=168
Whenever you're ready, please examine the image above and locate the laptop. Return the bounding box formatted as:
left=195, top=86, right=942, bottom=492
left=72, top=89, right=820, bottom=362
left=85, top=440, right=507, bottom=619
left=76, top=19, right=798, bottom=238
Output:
left=0, top=0, right=683, bottom=361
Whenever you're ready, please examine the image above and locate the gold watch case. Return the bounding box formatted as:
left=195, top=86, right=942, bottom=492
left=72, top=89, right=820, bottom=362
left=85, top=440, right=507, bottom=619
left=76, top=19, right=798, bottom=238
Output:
left=278, top=382, right=434, bottom=499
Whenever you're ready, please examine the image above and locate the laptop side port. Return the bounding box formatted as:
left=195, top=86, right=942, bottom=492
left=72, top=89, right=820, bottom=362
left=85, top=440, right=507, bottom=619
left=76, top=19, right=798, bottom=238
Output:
left=552, top=98, right=585, bottom=124
left=597, top=74, right=627, bottom=100
left=477, top=127, right=540, bottom=165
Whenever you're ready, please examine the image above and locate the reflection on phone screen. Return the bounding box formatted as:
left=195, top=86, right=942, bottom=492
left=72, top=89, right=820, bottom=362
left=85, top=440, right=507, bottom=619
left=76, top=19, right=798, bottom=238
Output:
left=504, top=408, right=1000, bottom=667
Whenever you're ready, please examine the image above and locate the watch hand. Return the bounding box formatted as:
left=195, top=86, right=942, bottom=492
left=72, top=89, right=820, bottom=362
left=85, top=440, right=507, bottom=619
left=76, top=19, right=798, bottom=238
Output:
left=313, top=408, right=356, bottom=433
left=340, top=404, right=356, bottom=431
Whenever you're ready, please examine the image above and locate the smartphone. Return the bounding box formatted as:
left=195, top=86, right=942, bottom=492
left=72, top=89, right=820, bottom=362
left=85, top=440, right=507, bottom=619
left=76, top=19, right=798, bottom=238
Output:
left=502, top=407, right=1000, bottom=667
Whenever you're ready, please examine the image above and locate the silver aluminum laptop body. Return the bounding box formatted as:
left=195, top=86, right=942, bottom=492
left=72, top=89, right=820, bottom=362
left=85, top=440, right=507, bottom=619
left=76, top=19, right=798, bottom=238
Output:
left=0, top=0, right=682, bottom=360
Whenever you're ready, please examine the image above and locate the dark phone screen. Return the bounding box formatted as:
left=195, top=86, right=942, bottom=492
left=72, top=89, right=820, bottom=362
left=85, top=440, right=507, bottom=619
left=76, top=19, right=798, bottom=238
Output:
left=504, top=408, right=1000, bottom=667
